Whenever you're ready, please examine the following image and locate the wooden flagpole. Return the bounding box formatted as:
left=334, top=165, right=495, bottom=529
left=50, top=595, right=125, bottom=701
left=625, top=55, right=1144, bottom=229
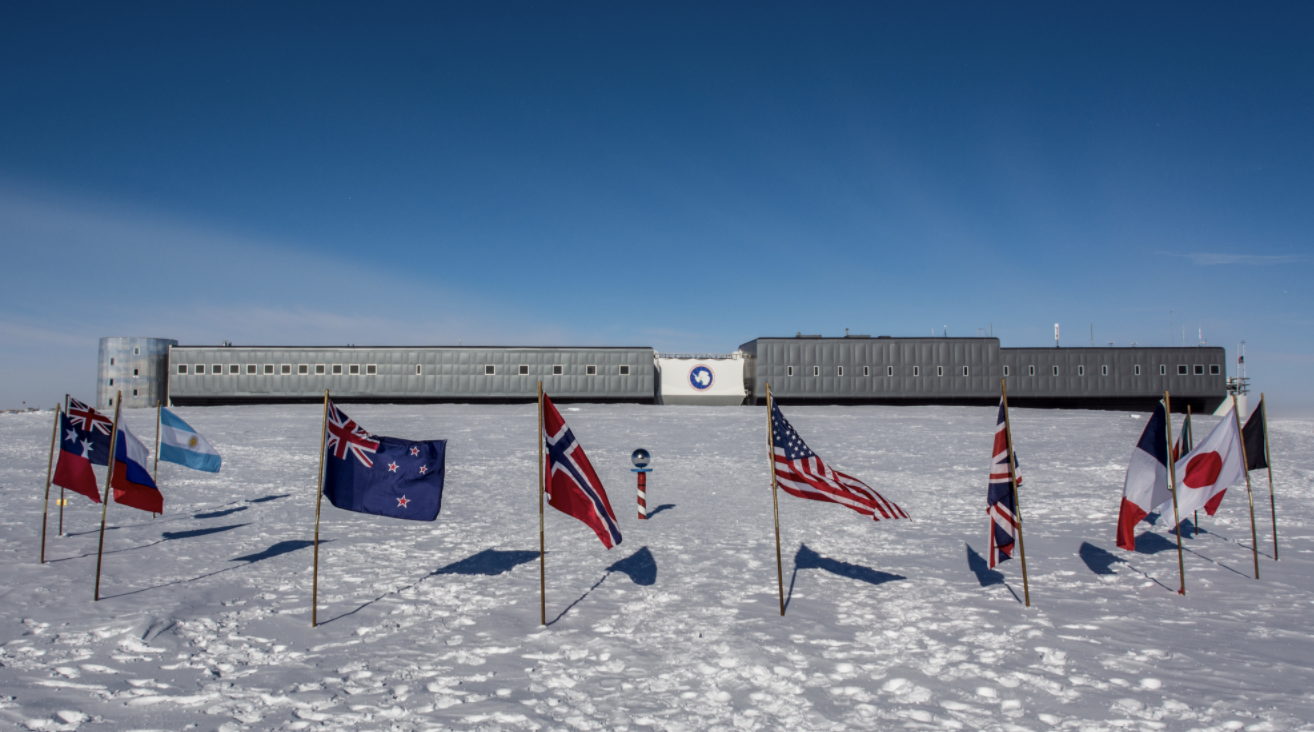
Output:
left=93, top=392, right=122, bottom=602
left=1163, top=392, right=1186, bottom=595
left=59, top=394, right=69, bottom=536
left=1260, top=394, right=1277, bottom=560
left=311, top=390, right=330, bottom=627
left=152, top=402, right=161, bottom=518
left=1231, top=392, right=1260, bottom=579
left=766, top=383, right=785, bottom=617
left=999, top=379, right=1030, bottom=607
left=40, top=404, right=61, bottom=564
left=538, top=381, right=546, bottom=626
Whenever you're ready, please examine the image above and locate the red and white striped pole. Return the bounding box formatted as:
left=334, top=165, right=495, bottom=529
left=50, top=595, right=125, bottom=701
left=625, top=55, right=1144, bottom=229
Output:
left=631, top=448, right=651, bottom=520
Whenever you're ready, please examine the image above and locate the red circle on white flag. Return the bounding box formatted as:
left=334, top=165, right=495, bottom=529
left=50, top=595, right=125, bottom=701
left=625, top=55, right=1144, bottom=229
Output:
left=1182, top=451, right=1223, bottom=489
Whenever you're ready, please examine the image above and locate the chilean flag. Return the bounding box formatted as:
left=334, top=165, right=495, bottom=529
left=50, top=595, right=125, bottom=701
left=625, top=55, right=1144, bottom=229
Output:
left=111, top=422, right=163, bottom=513
left=1156, top=407, right=1246, bottom=521
left=542, top=394, right=622, bottom=549
left=1116, top=402, right=1174, bottom=551
left=52, top=412, right=103, bottom=503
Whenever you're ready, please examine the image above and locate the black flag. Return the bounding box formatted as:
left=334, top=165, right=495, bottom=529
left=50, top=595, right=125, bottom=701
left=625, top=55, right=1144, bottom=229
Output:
left=1242, top=398, right=1268, bottom=471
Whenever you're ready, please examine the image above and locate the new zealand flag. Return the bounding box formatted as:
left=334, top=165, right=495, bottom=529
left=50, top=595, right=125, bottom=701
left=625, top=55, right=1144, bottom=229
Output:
left=321, top=402, right=446, bottom=521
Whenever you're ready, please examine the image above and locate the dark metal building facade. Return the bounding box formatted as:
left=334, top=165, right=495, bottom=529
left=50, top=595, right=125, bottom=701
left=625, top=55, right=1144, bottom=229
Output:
left=740, top=336, right=1228, bottom=413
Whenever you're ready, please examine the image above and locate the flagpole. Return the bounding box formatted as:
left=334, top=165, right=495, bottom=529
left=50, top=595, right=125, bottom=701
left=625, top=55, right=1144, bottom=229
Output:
left=766, top=383, right=785, bottom=617
left=40, top=404, right=61, bottom=564
left=1163, top=392, right=1186, bottom=595
left=152, top=401, right=161, bottom=518
left=59, top=394, right=69, bottom=536
left=311, top=390, right=329, bottom=627
left=1261, top=394, right=1277, bottom=560
left=1000, top=379, right=1030, bottom=607
left=538, top=381, right=546, bottom=627
left=1232, top=393, right=1259, bottom=579
left=94, top=393, right=122, bottom=602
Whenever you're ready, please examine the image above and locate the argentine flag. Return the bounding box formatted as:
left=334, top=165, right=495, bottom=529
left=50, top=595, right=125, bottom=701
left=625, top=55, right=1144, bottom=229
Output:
left=158, top=408, right=222, bottom=472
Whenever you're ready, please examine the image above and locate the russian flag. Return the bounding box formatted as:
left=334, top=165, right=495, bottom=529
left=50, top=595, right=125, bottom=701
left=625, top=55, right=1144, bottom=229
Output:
left=111, top=422, right=163, bottom=513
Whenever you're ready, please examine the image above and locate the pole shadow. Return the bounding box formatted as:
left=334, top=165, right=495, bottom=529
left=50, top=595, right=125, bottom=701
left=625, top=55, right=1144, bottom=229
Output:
left=548, top=546, right=658, bottom=625
left=646, top=504, right=676, bottom=518
left=194, top=506, right=248, bottom=520
left=785, top=544, right=905, bottom=612
left=249, top=494, right=290, bottom=503
left=162, top=524, right=248, bottom=541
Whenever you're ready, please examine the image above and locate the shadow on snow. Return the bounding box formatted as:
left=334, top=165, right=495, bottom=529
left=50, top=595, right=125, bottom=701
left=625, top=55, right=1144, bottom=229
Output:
left=785, top=544, right=904, bottom=612
left=548, top=546, right=658, bottom=625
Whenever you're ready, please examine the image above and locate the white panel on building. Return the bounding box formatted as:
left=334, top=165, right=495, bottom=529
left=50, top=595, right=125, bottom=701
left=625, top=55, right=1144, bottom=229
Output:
left=656, top=354, right=747, bottom=406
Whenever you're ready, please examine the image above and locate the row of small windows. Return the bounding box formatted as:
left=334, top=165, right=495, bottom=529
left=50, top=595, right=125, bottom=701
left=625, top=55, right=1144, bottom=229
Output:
left=177, top=363, right=632, bottom=376
left=784, top=364, right=1223, bottom=377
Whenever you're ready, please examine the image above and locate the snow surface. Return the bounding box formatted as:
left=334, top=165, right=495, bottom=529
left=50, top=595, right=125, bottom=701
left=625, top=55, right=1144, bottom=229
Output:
left=1, top=403, right=1311, bottom=732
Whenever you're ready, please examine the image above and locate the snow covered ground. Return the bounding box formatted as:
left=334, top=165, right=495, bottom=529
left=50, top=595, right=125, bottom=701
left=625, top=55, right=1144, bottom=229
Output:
left=1, top=403, right=1311, bottom=732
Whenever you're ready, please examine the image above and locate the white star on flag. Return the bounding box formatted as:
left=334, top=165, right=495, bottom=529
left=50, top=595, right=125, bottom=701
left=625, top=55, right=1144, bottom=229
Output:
left=387, top=461, right=399, bottom=472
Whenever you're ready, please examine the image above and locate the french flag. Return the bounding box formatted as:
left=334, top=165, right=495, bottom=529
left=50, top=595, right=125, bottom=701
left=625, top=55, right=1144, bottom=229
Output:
left=1116, top=401, right=1174, bottom=551
left=111, top=422, right=163, bottom=514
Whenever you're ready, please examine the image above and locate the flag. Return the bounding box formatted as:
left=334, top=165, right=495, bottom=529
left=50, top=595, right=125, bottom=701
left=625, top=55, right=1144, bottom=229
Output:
left=1116, top=401, right=1173, bottom=551
left=771, top=402, right=908, bottom=522
left=1242, top=398, right=1268, bottom=471
left=986, top=398, right=1020, bottom=568
left=66, top=398, right=112, bottom=466
left=1156, top=406, right=1247, bottom=521
left=52, top=412, right=102, bottom=503
left=158, top=408, right=222, bottom=472
left=111, top=421, right=163, bottom=513
left=1173, top=410, right=1193, bottom=463
left=322, top=402, right=446, bottom=521
left=542, top=393, right=622, bottom=548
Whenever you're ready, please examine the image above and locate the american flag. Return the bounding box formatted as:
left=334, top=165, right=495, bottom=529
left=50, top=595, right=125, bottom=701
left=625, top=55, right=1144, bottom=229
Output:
left=326, top=402, right=381, bottom=468
left=771, top=402, right=907, bottom=522
left=986, top=398, right=1020, bottom=568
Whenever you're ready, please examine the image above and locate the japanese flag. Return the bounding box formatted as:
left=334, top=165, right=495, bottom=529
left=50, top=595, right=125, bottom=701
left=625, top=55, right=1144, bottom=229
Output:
left=1157, top=407, right=1247, bottom=522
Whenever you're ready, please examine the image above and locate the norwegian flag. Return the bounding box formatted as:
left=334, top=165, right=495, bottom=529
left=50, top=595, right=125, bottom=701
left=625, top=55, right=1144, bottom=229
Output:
left=68, top=397, right=114, bottom=436
left=326, top=402, right=381, bottom=468
left=771, top=402, right=907, bottom=522
left=986, top=398, right=1021, bottom=568
left=543, top=393, right=622, bottom=548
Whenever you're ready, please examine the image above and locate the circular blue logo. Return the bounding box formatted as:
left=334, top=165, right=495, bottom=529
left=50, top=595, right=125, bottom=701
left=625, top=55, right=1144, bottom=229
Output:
left=689, top=365, right=715, bottom=391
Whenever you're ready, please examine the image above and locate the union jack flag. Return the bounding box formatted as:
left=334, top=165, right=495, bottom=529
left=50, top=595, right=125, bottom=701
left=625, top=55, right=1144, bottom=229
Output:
left=771, top=402, right=907, bottom=522
left=68, top=397, right=114, bottom=435
left=543, top=393, right=622, bottom=548
left=986, top=398, right=1021, bottom=568
left=326, top=402, right=380, bottom=468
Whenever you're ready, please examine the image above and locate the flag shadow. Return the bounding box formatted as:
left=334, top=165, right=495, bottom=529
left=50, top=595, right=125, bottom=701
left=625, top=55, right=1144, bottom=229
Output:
left=965, top=544, right=1006, bottom=586
left=548, top=546, right=657, bottom=625
left=1078, top=542, right=1124, bottom=575
left=249, top=494, right=290, bottom=503
left=162, top=523, right=248, bottom=541
left=646, top=504, right=676, bottom=518
left=194, top=506, right=248, bottom=520
left=100, top=539, right=325, bottom=599
left=785, top=544, right=905, bottom=612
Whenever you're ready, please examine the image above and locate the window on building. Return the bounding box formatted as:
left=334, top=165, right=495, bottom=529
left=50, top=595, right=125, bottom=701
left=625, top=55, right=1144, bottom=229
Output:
left=1177, top=364, right=1188, bottom=376
left=1028, top=365, right=1036, bottom=376
left=812, top=366, right=820, bottom=376
left=887, top=366, right=893, bottom=376
left=133, top=347, right=140, bottom=355
left=1193, top=364, right=1204, bottom=375
left=787, top=366, right=794, bottom=376
left=519, top=364, right=529, bottom=375
left=247, top=364, right=257, bottom=375
left=485, top=365, right=496, bottom=375
left=1101, top=365, right=1109, bottom=376
left=913, top=366, right=921, bottom=377
left=1160, top=365, right=1167, bottom=376
left=962, top=366, right=969, bottom=376
left=295, top=364, right=306, bottom=374
left=230, top=364, right=239, bottom=375
left=366, top=364, right=377, bottom=375
left=132, top=389, right=138, bottom=396
left=936, top=365, right=944, bottom=377
left=210, top=364, right=220, bottom=374
left=1053, top=366, right=1060, bottom=376
left=1003, top=365, right=1010, bottom=376
left=553, top=365, right=563, bottom=375
left=349, top=364, right=360, bottom=375
left=278, top=364, right=289, bottom=375
left=1078, top=365, right=1085, bottom=376
left=415, top=364, right=422, bottom=375
left=109, top=378, right=114, bottom=386
left=332, top=364, right=342, bottom=375
left=1210, top=364, right=1221, bottom=375
left=587, top=365, right=597, bottom=375
left=195, top=364, right=206, bottom=374
left=619, top=365, right=630, bottom=375
left=837, top=366, right=844, bottom=376
left=108, top=398, right=113, bottom=406
left=863, top=366, right=870, bottom=376
left=110, top=358, right=115, bottom=365
left=133, top=368, right=139, bottom=376
left=1135, top=365, right=1142, bottom=376
left=315, top=364, right=325, bottom=375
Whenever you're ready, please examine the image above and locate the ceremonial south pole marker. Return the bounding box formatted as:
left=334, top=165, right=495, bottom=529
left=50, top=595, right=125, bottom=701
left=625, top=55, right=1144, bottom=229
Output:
left=632, top=448, right=652, bottom=519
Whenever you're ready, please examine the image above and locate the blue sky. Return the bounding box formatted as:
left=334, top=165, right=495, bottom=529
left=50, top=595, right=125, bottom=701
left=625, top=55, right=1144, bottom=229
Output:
left=2, top=3, right=1311, bottom=411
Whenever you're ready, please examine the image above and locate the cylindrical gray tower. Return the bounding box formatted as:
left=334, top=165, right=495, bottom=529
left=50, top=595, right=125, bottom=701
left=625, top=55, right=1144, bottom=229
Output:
left=97, top=337, right=178, bottom=410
